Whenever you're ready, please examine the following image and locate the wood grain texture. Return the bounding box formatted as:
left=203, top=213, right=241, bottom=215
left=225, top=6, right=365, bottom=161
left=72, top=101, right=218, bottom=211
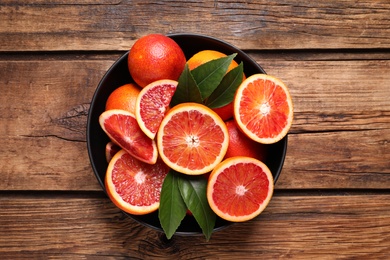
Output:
left=1, top=1, right=389, bottom=258
left=1, top=0, right=389, bottom=51
left=0, top=194, right=389, bottom=259
left=1, top=55, right=389, bottom=191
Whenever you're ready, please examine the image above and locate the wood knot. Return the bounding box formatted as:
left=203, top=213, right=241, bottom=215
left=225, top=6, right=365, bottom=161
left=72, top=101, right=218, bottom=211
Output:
left=137, top=232, right=180, bottom=257
left=53, top=103, right=90, bottom=141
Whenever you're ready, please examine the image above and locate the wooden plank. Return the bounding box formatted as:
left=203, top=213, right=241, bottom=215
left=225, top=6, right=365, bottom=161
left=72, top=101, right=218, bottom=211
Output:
left=1, top=129, right=388, bottom=191
left=261, top=58, right=390, bottom=133
left=279, top=130, right=390, bottom=189
left=0, top=56, right=389, bottom=191
left=1, top=57, right=388, bottom=138
left=0, top=194, right=389, bottom=258
left=0, top=59, right=109, bottom=191
left=1, top=0, right=389, bottom=51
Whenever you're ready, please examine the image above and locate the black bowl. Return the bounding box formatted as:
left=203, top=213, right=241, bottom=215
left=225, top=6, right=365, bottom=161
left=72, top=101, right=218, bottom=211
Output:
left=87, top=33, right=287, bottom=236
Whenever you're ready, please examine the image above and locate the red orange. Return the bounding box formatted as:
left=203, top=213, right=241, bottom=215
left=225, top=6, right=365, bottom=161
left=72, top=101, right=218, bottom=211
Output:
left=105, top=83, right=141, bottom=114
left=224, top=120, right=267, bottom=161
left=157, top=102, right=229, bottom=175
left=187, top=50, right=238, bottom=73
left=99, top=109, right=158, bottom=164
left=135, top=79, right=178, bottom=139
left=207, top=156, right=274, bottom=222
left=105, top=150, right=169, bottom=215
left=128, top=34, right=186, bottom=88
left=234, top=74, right=293, bottom=144
left=187, top=50, right=245, bottom=121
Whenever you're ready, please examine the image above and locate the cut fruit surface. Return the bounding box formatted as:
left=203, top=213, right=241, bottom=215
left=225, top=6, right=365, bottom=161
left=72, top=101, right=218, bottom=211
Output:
left=99, top=109, right=158, bottom=164
left=207, top=156, right=274, bottom=222
left=157, top=102, right=229, bottom=175
left=135, top=79, right=178, bottom=139
left=234, top=74, right=293, bottom=144
left=105, top=141, right=121, bottom=163
left=105, top=149, right=169, bottom=215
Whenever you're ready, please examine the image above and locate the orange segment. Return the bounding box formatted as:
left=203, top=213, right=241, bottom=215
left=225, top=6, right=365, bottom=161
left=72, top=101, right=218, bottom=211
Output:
left=207, top=156, right=274, bottom=222
left=105, top=141, right=121, bottom=163
left=105, top=150, right=170, bottom=215
left=234, top=74, right=293, bottom=144
left=157, top=102, right=229, bottom=175
left=99, top=109, right=158, bottom=164
left=135, top=79, right=178, bottom=139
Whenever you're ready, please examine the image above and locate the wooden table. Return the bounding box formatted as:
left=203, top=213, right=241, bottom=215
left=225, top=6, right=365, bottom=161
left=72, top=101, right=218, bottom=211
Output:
left=1, top=1, right=389, bottom=259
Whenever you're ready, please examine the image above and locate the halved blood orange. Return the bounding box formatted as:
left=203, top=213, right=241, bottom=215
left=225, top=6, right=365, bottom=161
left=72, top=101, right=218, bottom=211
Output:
left=105, top=149, right=170, bottom=215
left=207, top=156, right=274, bottom=222
left=234, top=74, right=293, bottom=144
left=135, top=79, right=178, bottom=139
left=157, top=102, right=229, bottom=175
left=99, top=109, right=158, bottom=164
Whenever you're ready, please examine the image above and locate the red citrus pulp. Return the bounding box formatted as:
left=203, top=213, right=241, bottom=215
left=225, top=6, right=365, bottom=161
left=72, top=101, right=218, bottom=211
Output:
left=207, top=156, right=274, bottom=222
left=135, top=79, right=178, bottom=139
left=157, top=103, right=229, bottom=175
left=105, top=141, right=121, bottom=163
left=234, top=74, right=293, bottom=144
left=105, top=150, right=169, bottom=215
left=99, top=109, right=158, bottom=164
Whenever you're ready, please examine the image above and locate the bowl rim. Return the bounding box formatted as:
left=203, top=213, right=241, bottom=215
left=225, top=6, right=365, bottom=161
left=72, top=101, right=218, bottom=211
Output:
left=86, top=32, right=288, bottom=236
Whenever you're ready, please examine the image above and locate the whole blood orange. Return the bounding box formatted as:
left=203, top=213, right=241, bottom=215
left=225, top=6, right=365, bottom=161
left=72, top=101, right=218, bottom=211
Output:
left=157, top=102, right=229, bottom=175
left=224, top=120, right=267, bottom=161
left=128, top=34, right=186, bottom=88
left=211, top=102, right=234, bottom=122
left=105, top=149, right=170, bottom=215
left=105, top=83, right=141, bottom=114
left=207, top=156, right=274, bottom=222
left=187, top=50, right=245, bottom=121
left=135, top=79, right=178, bottom=139
left=187, top=50, right=239, bottom=72
left=234, top=74, right=293, bottom=144
left=99, top=109, right=158, bottom=164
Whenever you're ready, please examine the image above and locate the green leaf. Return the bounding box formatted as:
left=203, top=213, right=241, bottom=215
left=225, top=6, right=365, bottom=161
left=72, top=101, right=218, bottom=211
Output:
left=170, top=64, right=203, bottom=107
left=159, top=170, right=187, bottom=239
left=178, top=175, right=216, bottom=241
left=205, top=62, right=244, bottom=109
left=191, top=53, right=237, bottom=100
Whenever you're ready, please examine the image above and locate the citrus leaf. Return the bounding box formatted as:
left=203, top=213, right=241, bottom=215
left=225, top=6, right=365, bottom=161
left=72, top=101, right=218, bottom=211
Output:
left=177, top=175, right=216, bottom=241
left=191, top=53, right=237, bottom=100
left=159, top=170, right=187, bottom=239
left=170, top=64, right=203, bottom=107
left=205, top=62, right=244, bottom=109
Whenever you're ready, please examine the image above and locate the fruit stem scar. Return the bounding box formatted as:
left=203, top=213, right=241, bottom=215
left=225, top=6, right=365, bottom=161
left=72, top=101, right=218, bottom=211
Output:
left=260, top=101, right=271, bottom=115
left=185, top=135, right=200, bottom=148
left=236, top=185, right=247, bottom=196
left=135, top=171, right=146, bottom=184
